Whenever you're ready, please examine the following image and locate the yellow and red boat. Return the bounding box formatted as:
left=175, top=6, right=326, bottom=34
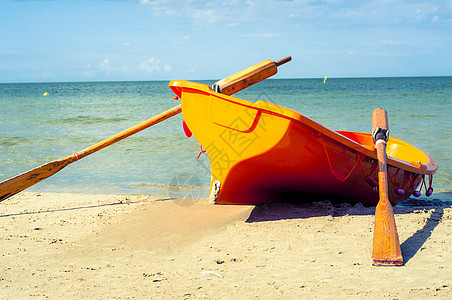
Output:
left=169, top=80, right=437, bottom=207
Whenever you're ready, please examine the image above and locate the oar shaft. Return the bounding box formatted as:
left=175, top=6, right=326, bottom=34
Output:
left=375, top=140, right=389, bottom=199
left=74, top=104, right=181, bottom=161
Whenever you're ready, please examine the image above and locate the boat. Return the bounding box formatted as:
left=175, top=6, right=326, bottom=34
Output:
left=169, top=80, right=438, bottom=206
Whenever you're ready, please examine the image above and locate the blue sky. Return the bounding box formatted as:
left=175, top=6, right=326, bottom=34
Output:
left=1, top=0, right=451, bottom=83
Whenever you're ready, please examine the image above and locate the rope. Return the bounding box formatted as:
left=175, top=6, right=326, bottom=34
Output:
left=197, top=145, right=207, bottom=159
left=320, top=135, right=362, bottom=182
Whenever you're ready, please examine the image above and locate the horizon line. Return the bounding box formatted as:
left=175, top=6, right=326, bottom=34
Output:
left=1, top=75, right=452, bottom=85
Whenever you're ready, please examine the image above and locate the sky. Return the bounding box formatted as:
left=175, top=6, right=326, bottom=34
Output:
left=0, top=0, right=451, bottom=83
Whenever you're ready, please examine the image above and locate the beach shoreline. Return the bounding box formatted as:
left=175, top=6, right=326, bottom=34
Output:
left=1, top=192, right=451, bottom=298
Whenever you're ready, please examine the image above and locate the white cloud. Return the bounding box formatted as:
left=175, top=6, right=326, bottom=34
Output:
left=364, top=52, right=409, bottom=57
left=223, top=0, right=238, bottom=5
left=85, top=70, right=95, bottom=78
left=164, top=64, right=172, bottom=71
left=381, top=40, right=408, bottom=45
left=140, top=58, right=161, bottom=72
left=140, top=0, right=158, bottom=4
left=32, top=71, right=55, bottom=81
left=140, top=0, right=180, bottom=18
left=100, top=58, right=112, bottom=70
left=0, top=49, right=19, bottom=58
left=140, top=1, right=227, bottom=27
left=139, top=58, right=171, bottom=73
left=243, top=33, right=278, bottom=39
left=187, top=65, right=197, bottom=73
left=192, top=9, right=221, bottom=26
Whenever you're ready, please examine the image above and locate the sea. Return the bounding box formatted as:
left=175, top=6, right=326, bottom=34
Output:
left=1, top=77, right=451, bottom=202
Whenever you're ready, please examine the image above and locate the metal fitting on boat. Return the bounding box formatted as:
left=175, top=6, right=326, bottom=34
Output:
left=212, top=84, right=221, bottom=93
left=372, top=127, right=389, bottom=142
left=209, top=180, right=221, bottom=204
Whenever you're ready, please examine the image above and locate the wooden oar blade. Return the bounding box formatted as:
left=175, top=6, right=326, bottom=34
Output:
left=0, top=157, right=71, bottom=202
left=372, top=199, right=403, bottom=266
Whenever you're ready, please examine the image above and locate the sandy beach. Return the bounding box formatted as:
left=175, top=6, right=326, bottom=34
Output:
left=0, top=192, right=450, bottom=299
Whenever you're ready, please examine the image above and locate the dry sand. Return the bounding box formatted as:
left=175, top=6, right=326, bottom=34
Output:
left=0, top=192, right=450, bottom=299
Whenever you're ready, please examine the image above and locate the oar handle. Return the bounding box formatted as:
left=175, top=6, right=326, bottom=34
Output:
left=275, top=56, right=292, bottom=67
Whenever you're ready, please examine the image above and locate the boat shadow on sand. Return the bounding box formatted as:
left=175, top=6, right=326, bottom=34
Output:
left=246, top=196, right=451, bottom=264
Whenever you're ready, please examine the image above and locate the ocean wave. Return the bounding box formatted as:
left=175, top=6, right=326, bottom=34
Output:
left=50, top=115, right=129, bottom=125
left=135, top=181, right=209, bottom=190
left=432, top=190, right=452, bottom=200
left=0, top=136, right=30, bottom=147
left=434, top=189, right=452, bottom=194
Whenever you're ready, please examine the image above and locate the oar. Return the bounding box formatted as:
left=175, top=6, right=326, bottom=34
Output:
left=0, top=105, right=182, bottom=202
left=371, top=108, right=403, bottom=266
left=0, top=56, right=292, bottom=202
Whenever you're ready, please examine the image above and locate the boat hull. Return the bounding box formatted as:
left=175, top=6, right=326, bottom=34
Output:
left=169, top=80, right=437, bottom=206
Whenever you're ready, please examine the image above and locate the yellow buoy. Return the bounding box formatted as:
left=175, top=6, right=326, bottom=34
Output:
left=43, top=92, right=49, bottom=96
left=323, top=76, right=327, bottom=84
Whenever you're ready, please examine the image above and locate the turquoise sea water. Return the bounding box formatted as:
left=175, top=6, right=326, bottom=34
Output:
left=0, top=77, right=451, bottom=201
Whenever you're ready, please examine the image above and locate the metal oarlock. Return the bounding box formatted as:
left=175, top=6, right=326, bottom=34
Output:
left=212, top=84, right=221, bottom=93
left=372, top=126, right=389, bottom=142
